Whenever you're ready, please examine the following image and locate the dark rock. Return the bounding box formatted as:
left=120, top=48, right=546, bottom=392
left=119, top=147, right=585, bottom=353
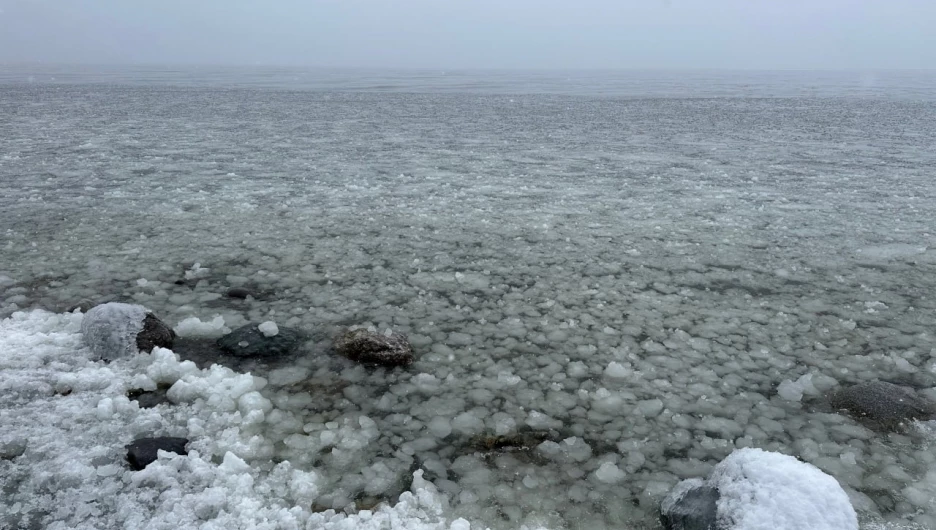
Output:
left=127, top=385, right=171, bottom=408
left=216, top=323, right=304, bottom=358
left=226, top=287, right=252, bottom=299
left=136, top=313, right=176, bottom=352
left=81, top=303, right=173, bottom=361
left=125, top=437, right=189, bottom=470
left=829, top=381, right=936, bottom=430
left=660, top=483, right=719, bottom=530
left=334, top=328, right=414, bottom=367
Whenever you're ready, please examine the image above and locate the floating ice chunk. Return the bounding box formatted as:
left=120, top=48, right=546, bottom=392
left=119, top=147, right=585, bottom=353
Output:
left=452, top=412, right=484, bottom=435
left=258, top=321, right=279, bottom=337
left=428, top=416, right=452, bottom=438
left=594, top=462, right=626, bottom=484
left=636, top=398, right=664, bottom=418
left=497, top=371, right=521, bottom=386
left=604, top=361, right=632, bottom=379
left=777, top=373, right=818, bottom=402
left=413, top=373, right=441, bottom=393
left=567, top=361, right=588, bottom=378
left=184, top=262, right=210, bottom=280
left=173, top=314, right=231, bottom=339
left=526, top=410, right=560, bottom=429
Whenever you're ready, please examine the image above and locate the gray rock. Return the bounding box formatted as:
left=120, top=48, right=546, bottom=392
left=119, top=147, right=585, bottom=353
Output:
left=125, top=437, right=189, bottom=470
left=216, top=323, right=303, bottom=358
left=128, top=386, right=171, bottom=408
left=334, top=328, right=414, bottom=367
left=660, top=482, right=718, bottom=530
left=829, top=381, right=936, bottom=430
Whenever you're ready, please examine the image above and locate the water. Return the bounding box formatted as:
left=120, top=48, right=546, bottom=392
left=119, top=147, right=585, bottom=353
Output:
left=1, top=66, right=936, bottom=529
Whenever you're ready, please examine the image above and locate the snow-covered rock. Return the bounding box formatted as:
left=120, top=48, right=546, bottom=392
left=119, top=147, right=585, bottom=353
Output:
left=662, top=448, right=857, bottom=530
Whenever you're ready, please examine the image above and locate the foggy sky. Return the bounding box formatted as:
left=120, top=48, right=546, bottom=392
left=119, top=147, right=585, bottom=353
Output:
left=1, top=0, right=934, bottom=70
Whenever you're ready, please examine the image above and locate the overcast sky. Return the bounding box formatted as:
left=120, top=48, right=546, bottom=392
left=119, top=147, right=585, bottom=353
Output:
left=0, top=0, right=933, bottom=70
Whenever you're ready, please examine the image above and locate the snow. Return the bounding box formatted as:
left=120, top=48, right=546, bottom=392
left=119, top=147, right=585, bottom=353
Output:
left=709, top=448, right=858, bottom=530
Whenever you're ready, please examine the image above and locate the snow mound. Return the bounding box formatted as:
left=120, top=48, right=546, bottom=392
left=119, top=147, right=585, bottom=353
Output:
left=710, top=448, right=857, bottom=530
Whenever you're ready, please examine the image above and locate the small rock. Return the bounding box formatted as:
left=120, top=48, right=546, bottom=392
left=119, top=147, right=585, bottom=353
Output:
left=136, top=313, right=176, bottom=352
left=81, top=303, right=175, bottom=361
left=829, top=381, right=936, bottom=430
left=127, top=386, right=171, bottom=408
left=216, top=323, right=303, bottom=357
left=660, top=481, right=718, bottom=530
left=125, top=437, right=189, bottom=470
left=0, top=436, right=28, bottom=460
left=334, top=328, right=414, bottom=367
left=226, top=287, right=252, bottom=299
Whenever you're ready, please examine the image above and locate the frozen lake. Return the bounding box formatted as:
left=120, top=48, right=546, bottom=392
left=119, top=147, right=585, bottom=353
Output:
left=2, top=67, right=936, bottom=529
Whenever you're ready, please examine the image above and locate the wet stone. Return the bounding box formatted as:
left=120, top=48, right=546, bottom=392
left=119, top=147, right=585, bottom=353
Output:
left=216, top=323, right=304, bottom=358
left=334, top=328, right=414, bottom=367
left=829, top=381, right=936, bottom=430
left=226, top=287, right=252, bottom=299
left=660, top=483, right=719, bottom=530
left=125, top=437, right=189, bottom=470
left=127, top=385, right=171, bottom=408
left=136, top=312, right=176, bottom=353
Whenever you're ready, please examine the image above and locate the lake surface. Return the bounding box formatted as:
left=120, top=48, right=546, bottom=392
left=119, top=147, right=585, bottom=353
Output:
left=1, top=66, right=936, bottom=529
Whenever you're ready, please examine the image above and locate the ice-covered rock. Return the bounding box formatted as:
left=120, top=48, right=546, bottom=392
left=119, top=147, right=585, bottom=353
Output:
left=216, top=323, right=303, bottom=357
left=125, top=437, right=189, bottom=471
left=334, top=327, right=414, bottom=367
left=829, top=380, right=936, bottom=430
left=81, top=302, right=175, bottom=361
left=661, top=448, right=857, bottom=530
left=660, top=480, right=718, bottom=530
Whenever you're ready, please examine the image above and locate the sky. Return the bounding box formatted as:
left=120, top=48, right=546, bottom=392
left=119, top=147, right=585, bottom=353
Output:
left=0, top=0, right=934, bottom=70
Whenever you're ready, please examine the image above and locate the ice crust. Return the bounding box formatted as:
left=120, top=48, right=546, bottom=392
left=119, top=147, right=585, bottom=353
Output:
left=2, top=84, right=936, bottom=529
left=80, top=302, right=147, bottom=360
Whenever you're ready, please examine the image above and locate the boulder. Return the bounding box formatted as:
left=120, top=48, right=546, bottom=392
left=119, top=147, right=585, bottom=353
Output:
left=216, top=323, right=303, bottom=357
left=661, top=448, right=857, bottom=530
left=829, top=381, right=936, bottom=430
left=334, top=327, right=414, bottom=367
left=81, top=303, right=175, bottom=361
left=125, top=437, right=189, bottom=470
